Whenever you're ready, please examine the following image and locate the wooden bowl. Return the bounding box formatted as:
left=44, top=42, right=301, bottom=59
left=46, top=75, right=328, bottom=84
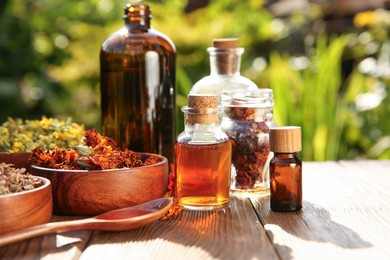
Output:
left=30, top=153, right=169, bottom=216
left=0, top=177, right=53, bottom=235
left=0, top=152, right=32, bottom=170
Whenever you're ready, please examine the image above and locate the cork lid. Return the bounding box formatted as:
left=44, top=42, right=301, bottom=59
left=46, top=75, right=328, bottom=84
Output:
left=270, top=126, right=302, bottom=152
left=211, top=38, right=240, bottom=75
left=186, top=94, right=219, bottom=124
left=213, top=38, right=239, bottom=48
left=188, top=94, right=218, bottom=108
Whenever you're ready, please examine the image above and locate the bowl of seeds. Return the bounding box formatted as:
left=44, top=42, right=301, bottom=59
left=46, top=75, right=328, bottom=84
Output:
left=0, top=163, right=52, bottom=235
left=30, top=129, right=169, bottom=216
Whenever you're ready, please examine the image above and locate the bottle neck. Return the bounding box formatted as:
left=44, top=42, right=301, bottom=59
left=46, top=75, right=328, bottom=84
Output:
left=273, top=152, right=299, bottom=159
left=184, top=122, right=220, bottom=132
left=180, top=106, right=226, bottom=143
left=123, top=4, right=151, bottom=30
left=208, top=47, right=243, bottom=76
left=183, top=112, right=223, bottom=132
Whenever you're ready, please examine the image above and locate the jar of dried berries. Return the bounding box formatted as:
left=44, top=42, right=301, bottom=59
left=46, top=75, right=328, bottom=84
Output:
left=221, top=89, right=276, bottom=196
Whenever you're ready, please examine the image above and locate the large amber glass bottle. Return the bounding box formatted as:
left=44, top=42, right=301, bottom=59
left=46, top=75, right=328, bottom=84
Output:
left=100, top=4, right=176, bottom=163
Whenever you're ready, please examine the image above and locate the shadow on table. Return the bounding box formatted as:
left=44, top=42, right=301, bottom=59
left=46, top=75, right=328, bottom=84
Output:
left=255, top=197, right=372, bottom=249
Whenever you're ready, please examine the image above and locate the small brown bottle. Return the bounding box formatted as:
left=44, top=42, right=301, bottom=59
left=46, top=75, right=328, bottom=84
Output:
left=269, top=126, right=302, bottom=212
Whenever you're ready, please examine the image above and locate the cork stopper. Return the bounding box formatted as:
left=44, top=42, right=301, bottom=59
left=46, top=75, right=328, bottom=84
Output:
left=213, top=38, right=239, bottom=48
left=270, top=126, right=302, bottom=153
left=211, top=38, right=240, bottom=75
left=188, top=94, right=218, bottom=108
left=186, top=94, right=219, bottom=124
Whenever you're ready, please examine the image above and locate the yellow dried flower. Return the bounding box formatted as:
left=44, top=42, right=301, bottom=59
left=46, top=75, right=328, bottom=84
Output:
left=12, top=142, right=25, bottom=152
left=0, top=117, right=85, bottom=152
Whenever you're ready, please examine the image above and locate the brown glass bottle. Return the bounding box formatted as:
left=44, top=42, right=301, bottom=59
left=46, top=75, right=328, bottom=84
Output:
left=100, top=4, right=176, bottom=163
left=269, top=126, right=302, bottom=212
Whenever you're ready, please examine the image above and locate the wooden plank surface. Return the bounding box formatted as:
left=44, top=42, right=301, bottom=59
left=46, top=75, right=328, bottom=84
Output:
left=79, top=196, right=278, bottom=259
left=252, top=160, right=390, bottom=260
left=0, top=215, right=93, bottom=260
left=1, top=160, right=390, bottom=259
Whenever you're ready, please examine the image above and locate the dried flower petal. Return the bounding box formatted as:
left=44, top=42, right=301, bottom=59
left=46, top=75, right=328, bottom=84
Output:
left=167, top=164, right=175, bottom=196
left=31, top=129, right=160, bottom=170
left=224, top=106, right=271, bottom=190
left=159, top=199, right=183, bottom=220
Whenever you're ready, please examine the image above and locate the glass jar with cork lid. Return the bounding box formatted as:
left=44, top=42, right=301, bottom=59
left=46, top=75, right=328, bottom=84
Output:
left=175, top=94, right=232, bottom=210
left=221, top=89, right=275, bottom=196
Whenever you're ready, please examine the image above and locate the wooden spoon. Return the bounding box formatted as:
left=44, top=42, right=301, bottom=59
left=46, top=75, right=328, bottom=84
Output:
left=0, top=197, right=173, bottom=247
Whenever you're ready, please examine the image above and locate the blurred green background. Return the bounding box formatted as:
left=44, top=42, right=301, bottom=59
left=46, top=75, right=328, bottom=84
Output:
left=1, top=0, right=389, bottom=161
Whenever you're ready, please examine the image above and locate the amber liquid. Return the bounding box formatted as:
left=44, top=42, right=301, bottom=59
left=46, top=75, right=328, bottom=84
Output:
left=270, top=153, right=302, bottom=212
left=100, top=23, right=176, bottom=163
left=175, top=141, right=232, bottom=210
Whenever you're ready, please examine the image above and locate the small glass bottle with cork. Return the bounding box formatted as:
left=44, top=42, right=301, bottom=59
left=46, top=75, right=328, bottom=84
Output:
left=269, top=126, right=302, bottom=212
left=175, top=94, right=232, bottom=210
left=190, top=38, right=259, bottom=102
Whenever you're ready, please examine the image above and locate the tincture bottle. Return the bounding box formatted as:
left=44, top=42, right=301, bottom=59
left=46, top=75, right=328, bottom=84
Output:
left=189, top=38, right=258, bottom=103
left=175, top=94, right=232, bottom=210
left=269, top=126, right=302, bottom=212
left=100, top=3, right=176, bottom=163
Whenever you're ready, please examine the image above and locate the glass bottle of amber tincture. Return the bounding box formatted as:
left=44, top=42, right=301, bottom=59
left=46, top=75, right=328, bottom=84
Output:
left=175, top=94, right=232, bottom=210
left=100, top=4, right=176, bottom=163
left=269, top=126, right=302, bottom=212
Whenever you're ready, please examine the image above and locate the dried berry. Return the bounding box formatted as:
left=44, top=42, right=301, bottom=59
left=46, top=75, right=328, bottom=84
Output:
left=223, top=106, right=271, bottom=190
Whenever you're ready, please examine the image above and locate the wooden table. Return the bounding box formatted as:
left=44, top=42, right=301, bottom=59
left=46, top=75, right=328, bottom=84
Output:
left=1, top=160, right=390, bottom=259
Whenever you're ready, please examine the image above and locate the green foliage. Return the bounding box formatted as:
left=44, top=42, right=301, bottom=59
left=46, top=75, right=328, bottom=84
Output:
left=0, top=0, right=389, bottom=160
left=266, top=36, right=349, bottom=161
left=0, top=0, right=122, bottom=128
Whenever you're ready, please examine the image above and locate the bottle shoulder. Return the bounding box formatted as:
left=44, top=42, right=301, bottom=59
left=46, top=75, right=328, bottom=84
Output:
left=236, top=75, right=259, bottom=90
left=177, top=127, right=228, bottom=144
left=190, top=76, right=222, bottom=95
left=190, top=74, right=258, bottom=95
left=271, top=153, right=302, bottom=165
left=101, top=26, right=175, bottom=53
left=149, top=28, right=176, bottom=51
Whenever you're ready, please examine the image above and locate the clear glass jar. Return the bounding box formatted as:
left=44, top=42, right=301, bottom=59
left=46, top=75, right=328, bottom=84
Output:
left=190, top=38, right=258, bottom=102
left=221, top=89, right=275, bottom=196
left=100, top=4, right=176, bottom=163
left=175, top=95, right=232, bottom=210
